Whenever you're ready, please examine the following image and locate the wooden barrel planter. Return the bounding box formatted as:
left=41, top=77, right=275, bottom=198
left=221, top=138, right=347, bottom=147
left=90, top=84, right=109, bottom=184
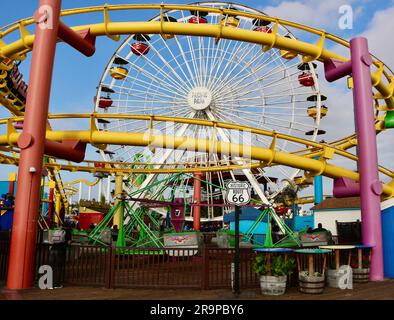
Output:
left=320, top=245, right=355, bottom=289
left=260, top=275, right=287, bottom=295
left=253, top=248, right=295, bottom=296
left=353, top=268, right=370, bottom=283
left=298, top=272, right=325, bottom=294
left=295, top=249, right=331, bottom=294
left=351, top=245, right=373, bottom=283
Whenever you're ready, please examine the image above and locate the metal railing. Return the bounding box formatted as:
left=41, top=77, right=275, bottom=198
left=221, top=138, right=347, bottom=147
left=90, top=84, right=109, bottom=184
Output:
left=21, top=243, right=259, bottom=290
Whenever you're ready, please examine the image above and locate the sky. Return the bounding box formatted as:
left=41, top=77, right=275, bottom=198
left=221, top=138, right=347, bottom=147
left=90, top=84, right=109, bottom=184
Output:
left=0, top=0, right=393, bottom=204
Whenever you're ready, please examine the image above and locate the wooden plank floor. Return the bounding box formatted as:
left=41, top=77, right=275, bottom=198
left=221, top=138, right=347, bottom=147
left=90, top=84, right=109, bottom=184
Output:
left=1, top=280, right=393, bottom=300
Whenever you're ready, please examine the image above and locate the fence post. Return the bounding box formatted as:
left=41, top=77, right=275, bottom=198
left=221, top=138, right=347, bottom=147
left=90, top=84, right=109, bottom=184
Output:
left=106, top=246, right=115, bottom=289
left=202, top=246, right=209, bottom=290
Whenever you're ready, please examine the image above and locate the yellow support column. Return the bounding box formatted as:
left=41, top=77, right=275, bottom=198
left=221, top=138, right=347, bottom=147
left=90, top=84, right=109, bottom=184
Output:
left=113, top=174, right=124, bottom=227
left=54, top=192, right=62, bottom=226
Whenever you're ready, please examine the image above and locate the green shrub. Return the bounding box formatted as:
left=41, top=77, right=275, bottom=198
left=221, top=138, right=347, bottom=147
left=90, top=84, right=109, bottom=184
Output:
left=253, top=254, right=296, bottom=277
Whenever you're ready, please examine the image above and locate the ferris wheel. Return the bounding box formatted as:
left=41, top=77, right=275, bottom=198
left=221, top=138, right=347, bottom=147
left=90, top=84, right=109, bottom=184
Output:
left=94, top=2, right=326, bottom=218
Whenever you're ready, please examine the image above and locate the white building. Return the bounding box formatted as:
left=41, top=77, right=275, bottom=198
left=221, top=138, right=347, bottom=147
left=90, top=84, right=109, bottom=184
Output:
left=312, top=197, right=361, bottom=236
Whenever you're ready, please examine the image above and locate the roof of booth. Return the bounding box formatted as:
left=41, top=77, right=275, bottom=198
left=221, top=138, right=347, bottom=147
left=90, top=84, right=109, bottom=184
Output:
left=312, top=197, right=360, bottom=211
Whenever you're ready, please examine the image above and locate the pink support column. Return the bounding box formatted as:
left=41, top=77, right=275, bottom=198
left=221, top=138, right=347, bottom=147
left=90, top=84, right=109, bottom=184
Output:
left=350, top=38, right=384, bottom=281
left=324, top=37, right=384, bottom=281
left=193, top=172, right=203, bottom=231
left=7, top=0, right=62, bottom=289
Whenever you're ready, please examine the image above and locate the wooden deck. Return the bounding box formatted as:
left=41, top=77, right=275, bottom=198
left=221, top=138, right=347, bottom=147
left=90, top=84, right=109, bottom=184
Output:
left=1, top=279, right=393, bottom=300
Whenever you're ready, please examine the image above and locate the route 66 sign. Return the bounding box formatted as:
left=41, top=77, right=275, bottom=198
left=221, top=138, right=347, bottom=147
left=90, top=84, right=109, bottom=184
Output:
left=225, top=181, right=251, bottom=205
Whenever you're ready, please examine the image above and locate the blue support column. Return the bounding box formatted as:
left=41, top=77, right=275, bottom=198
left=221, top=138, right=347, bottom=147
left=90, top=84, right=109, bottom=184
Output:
left=314, top=156, right=323, bottom=205
left=314, top=175, right=323, bottom=205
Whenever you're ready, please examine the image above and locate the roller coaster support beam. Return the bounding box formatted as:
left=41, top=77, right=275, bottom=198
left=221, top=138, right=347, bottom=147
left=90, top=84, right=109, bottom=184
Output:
left=44, top=139, right=86, bottom=163
left=57, top=22, right=96, bottom=57
left=7, top=0, right=62, bottom=290
left=193, top=172, right=203, bottom=231
left=113, top=174, right=124, bottom=228
left=324, top=37, right=384, bottom=281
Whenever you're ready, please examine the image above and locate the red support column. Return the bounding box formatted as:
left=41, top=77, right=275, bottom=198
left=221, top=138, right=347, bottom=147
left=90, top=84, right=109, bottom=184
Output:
left=7, top=0, right=62, bottom=289
left=193, top=172, right=203, bottom=231
left=8, top=173, right=16, bottom=196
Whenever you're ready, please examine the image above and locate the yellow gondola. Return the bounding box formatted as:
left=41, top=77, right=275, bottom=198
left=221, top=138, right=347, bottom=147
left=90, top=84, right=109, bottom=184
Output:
left=162, top=16, right=177, bottom=40
left=307, top=105, right=328, bottom=119
left=109, top=57, right=129, bottom=80
left=280, top=35, right=298, bottom=60
left=221, top=16, right=239, bottom=28
left=109, top=67, right=128, bottom=80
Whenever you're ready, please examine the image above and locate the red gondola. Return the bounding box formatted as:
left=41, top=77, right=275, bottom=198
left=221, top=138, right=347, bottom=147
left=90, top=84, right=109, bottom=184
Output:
left=298, top=72, right=315, bottom=87
left=94, top=162, right=106, bottom=169
left=98, top=97, right=113, bottom=108
left=131, top=34, right=151, bottom=56
left=131, top=42, right=150, bottom=56
left=188, top=16, right=208, bottom=24
left=14, top=121, right=24, bottom=130
left=253, top=26, right=272, bottom=33
left=96, top=86, right=115, bottom=109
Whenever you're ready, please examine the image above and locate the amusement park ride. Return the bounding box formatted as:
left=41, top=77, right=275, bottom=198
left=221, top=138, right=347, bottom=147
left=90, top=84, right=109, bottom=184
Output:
left=0, top=1, right=393, bottom=290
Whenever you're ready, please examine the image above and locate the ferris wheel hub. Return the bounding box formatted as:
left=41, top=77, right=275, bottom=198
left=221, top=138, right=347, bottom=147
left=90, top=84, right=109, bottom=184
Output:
left=187, top=87, right=212, bottom=111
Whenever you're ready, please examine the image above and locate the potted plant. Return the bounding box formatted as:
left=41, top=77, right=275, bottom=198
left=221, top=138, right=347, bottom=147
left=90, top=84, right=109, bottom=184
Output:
left=351, top=255, right=371, bottom=283
left=299, top=269, right=327, bottom=293
left=253, top=254, right=296, bottom=295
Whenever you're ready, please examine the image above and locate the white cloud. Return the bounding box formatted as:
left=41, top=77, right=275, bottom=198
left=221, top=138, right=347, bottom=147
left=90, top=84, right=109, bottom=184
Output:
left=361, top=5, right=394, bottom=68
left=260, top=0, right=364, bottom=32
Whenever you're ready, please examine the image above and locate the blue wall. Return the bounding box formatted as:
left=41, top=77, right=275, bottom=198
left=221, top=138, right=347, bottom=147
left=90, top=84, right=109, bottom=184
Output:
left=0, top=181, right=11, bottom=197
left=229, top=220, right=267, bottom=234
left=382, top=203, right=394, bottom=278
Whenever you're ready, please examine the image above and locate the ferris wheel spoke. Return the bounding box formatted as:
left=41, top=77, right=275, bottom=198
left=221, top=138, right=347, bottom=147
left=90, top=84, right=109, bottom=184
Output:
left=204, top=35, right=232, bottom=90
left=214, top=107, right=313, bottom=133
left=145, top=36, right=194, bottom=93
left=211, top=48, right=284, bottom=96
left=138, top=55, right=191, bottom=96
left=173, top=35, right=200, bottom=88
left=157, top=32, right=197, bottom=90
left=110, top=82, right=182, bottom=102
left=209, top=39, right=254, bottom=88
left=203, top=33, right=215, bottom=88
left=214, top=57, right=298, bottom=99
left=113, top=67, right=186, bottom=99
left=178, top=10, right=203, bottom=88
left=207, top=39, right=255, bottom=93
left=110, top=92, right=184, bottom=105
left=123, top=56, right=188, bottom=96
left=184, top=33, right=203, bottom=87
left=209, top=43, right=272, bottom=96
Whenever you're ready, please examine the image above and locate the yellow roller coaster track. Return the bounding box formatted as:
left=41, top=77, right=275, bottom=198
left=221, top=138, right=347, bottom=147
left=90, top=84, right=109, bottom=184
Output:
left=0, top=4, right=390, bottom=158
left=1, top=113, right=394, bottom=198
left=0, top=4, right=393, bottom=198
